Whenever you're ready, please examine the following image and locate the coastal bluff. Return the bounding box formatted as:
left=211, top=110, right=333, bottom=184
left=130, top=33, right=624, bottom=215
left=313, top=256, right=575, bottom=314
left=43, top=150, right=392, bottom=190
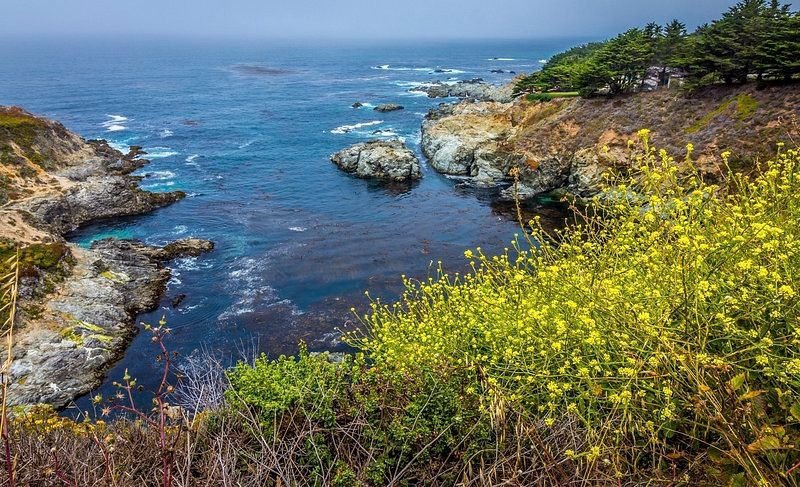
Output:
left=421, top=83, right=800, bottom=200
left=0, top=106, right=213, bottom=407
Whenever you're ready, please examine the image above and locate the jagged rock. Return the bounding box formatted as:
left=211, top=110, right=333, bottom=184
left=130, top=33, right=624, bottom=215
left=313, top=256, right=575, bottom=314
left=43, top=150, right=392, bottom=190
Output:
left=171, top=294, right=187, bottom=308
left=411, top=79, right=514, bottom=102
left=161, top=238, right=216, bottom=259
left=16, top=177, right=184, bottom=235
left=421, top=102, right=514, bottom=179
left=352, top=102, right=364, bottom=108
left=331, top=140, right=421, bottom=181
left=374, top=103, right=404, bottom=112
left=7, top=238, right=213, bottom=408
left=422, top=101, right=571, bottom=198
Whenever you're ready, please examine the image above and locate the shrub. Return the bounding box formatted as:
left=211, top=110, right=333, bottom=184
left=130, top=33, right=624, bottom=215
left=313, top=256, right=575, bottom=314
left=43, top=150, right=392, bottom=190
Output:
left=355, top=135, right=800, bottom=484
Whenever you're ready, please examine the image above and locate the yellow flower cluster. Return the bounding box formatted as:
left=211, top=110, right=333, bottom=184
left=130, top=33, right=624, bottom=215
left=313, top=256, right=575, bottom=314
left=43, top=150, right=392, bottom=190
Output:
left=353, top=140, right=800, bottom=458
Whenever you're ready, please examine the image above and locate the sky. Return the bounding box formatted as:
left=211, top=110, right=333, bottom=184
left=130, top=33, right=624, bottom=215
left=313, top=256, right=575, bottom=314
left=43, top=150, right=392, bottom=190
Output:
left=4, top=0, right=743, bottom=40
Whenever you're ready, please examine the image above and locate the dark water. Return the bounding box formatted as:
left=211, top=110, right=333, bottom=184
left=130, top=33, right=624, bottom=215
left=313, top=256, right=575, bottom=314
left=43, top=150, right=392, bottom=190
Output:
left=0, top=37, right=578, bottom=407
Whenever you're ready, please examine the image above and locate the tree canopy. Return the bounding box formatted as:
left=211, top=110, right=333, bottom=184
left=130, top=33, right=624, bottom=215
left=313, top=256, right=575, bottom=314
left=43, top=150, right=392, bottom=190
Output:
left=516, top=0, right=800, bottom=97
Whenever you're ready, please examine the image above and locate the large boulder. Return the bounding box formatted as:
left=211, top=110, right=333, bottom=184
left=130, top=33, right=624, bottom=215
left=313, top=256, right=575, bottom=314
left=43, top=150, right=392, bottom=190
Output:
left=331, top=140, right=421, bottom=181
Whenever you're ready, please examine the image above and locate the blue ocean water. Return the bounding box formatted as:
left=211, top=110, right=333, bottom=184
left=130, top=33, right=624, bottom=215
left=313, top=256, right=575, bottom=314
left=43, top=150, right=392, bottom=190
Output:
left=0, top=37, right=580, bottom=405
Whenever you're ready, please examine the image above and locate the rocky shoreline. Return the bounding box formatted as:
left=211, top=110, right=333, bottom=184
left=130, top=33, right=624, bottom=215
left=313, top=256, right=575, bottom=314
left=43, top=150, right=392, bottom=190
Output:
left=417, top=83, right=800, bottom=201
left=1, top=106, right=213, bottom=407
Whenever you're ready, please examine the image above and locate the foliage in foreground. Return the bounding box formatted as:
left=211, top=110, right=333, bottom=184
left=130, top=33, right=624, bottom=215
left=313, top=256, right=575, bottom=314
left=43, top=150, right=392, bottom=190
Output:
left=357, top=136, right=800, bottom=484
left=4, top=138, right=800, bottom=485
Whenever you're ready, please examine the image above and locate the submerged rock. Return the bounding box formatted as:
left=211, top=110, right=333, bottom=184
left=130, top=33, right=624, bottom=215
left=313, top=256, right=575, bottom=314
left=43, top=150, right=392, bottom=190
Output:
left=331, top=140, right=421, bottom=181
left=373, top=103, right=404, bottom=112
left=352, top=102, right=364, bottom=108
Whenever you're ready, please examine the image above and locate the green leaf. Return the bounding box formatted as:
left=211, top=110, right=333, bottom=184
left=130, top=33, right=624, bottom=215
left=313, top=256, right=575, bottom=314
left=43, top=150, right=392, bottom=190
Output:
left=746, top=435, right=782, bottom=453
left=790, top=402, right=800, bottom=422
left=729, top=373, right=746, bottom=392
left=740, top=390, right=765, bottom=400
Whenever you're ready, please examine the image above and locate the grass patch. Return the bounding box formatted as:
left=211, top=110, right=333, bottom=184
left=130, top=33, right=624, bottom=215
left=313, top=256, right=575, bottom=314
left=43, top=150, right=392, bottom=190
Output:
left=526, top=91, right=580, bottom=103
left=736, top=93, right=759, bottom=120
left=686, top=93, right=759, bottom=134
left=686, top=98, right=734, bottom=134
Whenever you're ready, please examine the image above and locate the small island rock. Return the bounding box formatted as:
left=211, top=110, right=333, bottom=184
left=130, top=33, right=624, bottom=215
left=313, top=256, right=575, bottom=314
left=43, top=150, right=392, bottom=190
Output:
left=373, top=103, right=404, bottom=112
left=331, top=140, right=421, bottom=181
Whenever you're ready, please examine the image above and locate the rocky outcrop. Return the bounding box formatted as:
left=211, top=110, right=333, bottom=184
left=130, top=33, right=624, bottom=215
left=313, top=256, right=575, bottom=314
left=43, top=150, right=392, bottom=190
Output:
left=0, top=106, right=213, bottom=407
left=331, top=140, right=421, bottom=181
left=420, top=83, right=800, bottom=200
left=16, top=177, right=184, bottom=235
left=411, top=79, right=514, bottom=103
left=374, top=104, right=404, bottom=112
left=422, top=102, right=534, bottom=188
left=7, top=238, right=213, bottom=407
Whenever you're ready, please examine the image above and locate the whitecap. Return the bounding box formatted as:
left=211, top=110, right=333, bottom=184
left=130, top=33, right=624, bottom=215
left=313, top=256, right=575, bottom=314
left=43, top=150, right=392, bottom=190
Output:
left=160, top=128, right=174, bottom=138
left=372, top=64, right=432, bottom=72
left=238, top=140, right=255, bottom=149
left=101, top=115, right=128, bottom=132
left=142, top=181, right=176, bottom=189
left=173, top=224, right=188, bottom=235
left=331, top=120, right=383, bottom=134
left=145, top=170, right=175, bottom=180
left=173, top=256, right=213, bottom=271
left=405, top=90, right=432, bottom=98
left=289, top=226, right=307, bottom=232
left=144, top=148, right=179, bottom=159
left=539, top=59, right=548, bottom=64
left=108, top=141, right=130, bottom=153
left=186, top=154, right=200, bottom=162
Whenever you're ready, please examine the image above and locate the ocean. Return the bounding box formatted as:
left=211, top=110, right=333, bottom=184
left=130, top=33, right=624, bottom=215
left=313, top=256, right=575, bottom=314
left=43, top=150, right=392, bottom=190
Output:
left=0, top=37, right=582, bottom=407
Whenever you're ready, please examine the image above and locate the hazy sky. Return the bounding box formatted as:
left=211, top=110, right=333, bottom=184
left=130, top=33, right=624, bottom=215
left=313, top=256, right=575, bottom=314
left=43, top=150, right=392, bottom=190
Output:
left=5, top=0, right=742, bottom=40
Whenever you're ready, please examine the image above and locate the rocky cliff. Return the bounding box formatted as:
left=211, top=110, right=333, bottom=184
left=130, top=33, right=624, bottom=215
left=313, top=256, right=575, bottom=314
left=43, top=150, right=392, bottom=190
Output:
left=0, top=107, right=212, bottom=407
left=421, top=84, right=800, bottom=199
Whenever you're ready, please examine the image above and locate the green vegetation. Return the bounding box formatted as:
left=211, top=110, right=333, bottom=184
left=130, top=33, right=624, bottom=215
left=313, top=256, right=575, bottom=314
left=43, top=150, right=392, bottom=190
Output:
left=0, top=108, right=50, bottom=170
left=516, top=0, right=800, bottom=97
left=0, top=240, right=72, bottom=325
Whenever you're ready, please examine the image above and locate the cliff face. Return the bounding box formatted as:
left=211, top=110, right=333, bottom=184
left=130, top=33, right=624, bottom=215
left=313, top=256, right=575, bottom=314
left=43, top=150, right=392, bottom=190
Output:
left=0, top=107, right=212, bottom=408
left=421, top=84, right=800, bottom=199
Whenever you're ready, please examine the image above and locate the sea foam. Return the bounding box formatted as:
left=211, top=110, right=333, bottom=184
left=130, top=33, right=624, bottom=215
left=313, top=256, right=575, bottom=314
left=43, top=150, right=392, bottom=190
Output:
left=101, top=114, right=129, bottom=132
left=331, top=120, right=383, bottom=134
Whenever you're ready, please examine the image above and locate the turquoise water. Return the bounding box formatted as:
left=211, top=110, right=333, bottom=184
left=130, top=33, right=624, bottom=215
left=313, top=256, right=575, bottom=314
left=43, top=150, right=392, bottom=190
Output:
left=0, top=37, right=580, bottom=404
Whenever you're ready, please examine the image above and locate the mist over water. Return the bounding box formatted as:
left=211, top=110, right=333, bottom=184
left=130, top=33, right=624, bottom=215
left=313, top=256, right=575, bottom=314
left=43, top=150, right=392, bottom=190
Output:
left=0, top=38, right=577, bottom=407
